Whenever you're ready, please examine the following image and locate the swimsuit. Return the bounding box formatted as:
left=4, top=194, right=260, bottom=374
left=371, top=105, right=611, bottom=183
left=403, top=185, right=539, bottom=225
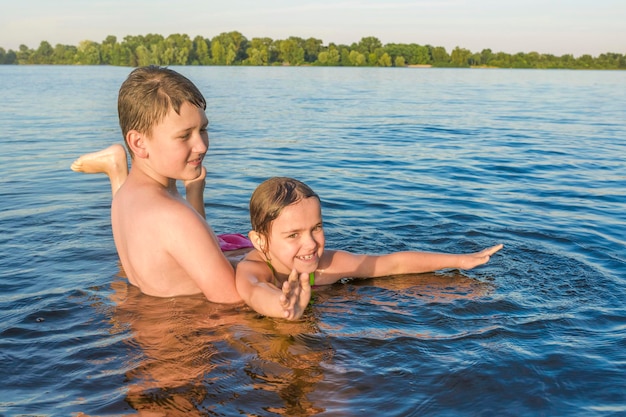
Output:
left=265, top=261, right=316, bottom=286
left=217, top=233, right=254, bottom=252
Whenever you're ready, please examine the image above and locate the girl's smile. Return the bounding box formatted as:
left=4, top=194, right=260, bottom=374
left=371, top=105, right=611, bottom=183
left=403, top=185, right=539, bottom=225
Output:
left=266, top=197, right=325, bottom=276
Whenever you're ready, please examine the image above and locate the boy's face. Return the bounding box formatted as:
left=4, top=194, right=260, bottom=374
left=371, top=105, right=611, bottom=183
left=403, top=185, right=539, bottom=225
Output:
left=267, top=197, right=325, bottom=276
left=143, top=102, right=208, bottom=182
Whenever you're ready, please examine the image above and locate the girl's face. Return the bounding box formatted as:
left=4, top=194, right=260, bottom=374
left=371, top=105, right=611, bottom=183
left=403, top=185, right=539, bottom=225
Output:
left=266, top=197, right=325, bottom=277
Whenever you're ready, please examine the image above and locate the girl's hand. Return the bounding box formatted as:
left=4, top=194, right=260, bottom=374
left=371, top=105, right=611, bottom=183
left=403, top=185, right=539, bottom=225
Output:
left=459, top=244, right=503, bottom=270
left=279, top=268, right=312, bottom=320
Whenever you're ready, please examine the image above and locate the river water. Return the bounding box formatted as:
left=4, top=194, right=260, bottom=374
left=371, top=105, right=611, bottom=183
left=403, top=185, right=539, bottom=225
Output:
left=0, top=65, right=625, bottom=416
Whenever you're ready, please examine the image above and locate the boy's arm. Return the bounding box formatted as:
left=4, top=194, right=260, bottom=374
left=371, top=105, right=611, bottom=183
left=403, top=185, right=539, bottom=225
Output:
left=165, top=202, right=241, bottom=304
left=236, top=261, right=311, bottom=320
left=315, top=244, right=503, bottom=285
left=184, top=166, right=206, bottom=218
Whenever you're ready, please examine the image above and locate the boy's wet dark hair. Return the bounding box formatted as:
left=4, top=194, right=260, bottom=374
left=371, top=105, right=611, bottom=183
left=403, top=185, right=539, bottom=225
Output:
left=117, top=65, right=206, bottom=158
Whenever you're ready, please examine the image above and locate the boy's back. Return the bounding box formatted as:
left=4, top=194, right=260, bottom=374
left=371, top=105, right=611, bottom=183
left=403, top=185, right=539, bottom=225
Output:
left=110, top=66, right=241, bottom=304
left=111, top=166, right=240, bottom=302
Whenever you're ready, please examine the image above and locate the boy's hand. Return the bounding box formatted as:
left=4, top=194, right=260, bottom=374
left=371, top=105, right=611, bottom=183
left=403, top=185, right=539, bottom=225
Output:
left=183, top=166, right=207, bottom=218
left=279, top=268, right=312, bottom=320
left=459, top=244, right=504, bottom=270
left=184, top=165, right=207, bottom=194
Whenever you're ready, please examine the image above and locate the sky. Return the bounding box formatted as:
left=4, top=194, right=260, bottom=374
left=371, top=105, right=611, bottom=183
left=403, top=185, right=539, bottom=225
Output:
left=1, top=0, right=624, bottom=57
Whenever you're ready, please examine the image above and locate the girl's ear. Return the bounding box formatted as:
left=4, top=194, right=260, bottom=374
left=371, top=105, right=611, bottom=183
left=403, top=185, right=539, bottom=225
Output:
left=248, top=230, right=266, bottom=252
left=127, top=130, right=148, bottom=159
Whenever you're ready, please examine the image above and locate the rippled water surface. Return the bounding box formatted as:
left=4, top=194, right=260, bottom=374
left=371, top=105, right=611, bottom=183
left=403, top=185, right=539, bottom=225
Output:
left=1, top=66, right=625, bottom=416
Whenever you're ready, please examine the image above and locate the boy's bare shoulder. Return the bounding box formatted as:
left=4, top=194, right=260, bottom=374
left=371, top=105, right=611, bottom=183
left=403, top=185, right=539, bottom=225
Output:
left=113, top=181, right=206, bottom=245
left=144, top=192, right=208, bottom=236
left=117, top=180, right=189, bottom=214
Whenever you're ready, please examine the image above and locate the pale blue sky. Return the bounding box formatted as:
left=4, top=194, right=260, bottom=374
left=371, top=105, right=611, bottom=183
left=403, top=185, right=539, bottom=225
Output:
left=1, top=0, right=624, bottom=56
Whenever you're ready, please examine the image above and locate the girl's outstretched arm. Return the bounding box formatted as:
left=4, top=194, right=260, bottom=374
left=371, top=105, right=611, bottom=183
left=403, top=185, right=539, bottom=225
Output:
left=315, top=244, right=503, bottom=285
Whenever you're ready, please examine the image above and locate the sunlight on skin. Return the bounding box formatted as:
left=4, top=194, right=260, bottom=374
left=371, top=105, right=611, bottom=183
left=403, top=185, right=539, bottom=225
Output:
left=70, top=144, right=128, bottom=196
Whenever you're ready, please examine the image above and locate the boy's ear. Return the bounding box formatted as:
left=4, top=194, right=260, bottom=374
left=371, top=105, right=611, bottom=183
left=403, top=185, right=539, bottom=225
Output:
left=248, top=230, right=266, bottom=252
left=127, top=130, right=148, bottom=159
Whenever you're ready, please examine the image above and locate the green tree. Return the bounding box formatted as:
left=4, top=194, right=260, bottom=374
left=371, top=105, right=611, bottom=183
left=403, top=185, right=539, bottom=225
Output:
left=191, top=36, right=210, bottom=65
left=355, top=36, right=382, bottom=55
left=245, top=46, right=265, bottom=65
left=524, top=51, right=547, bottom=68
left=100, top=35, right=117, bottom=65
left=211, top=31, right=248, bottom=65
left=326, top=45, right=340, bottom=66
left=135, top=44, right=151, bottom=66
left=431, top=46, right=450, bottom=66
left=165, top=33, right=192, bottom=65
left=450, top=46, right=471, bottom=67
left=2, top=31, right=624, bottom=69
left=596, top=52, right=625, bottom=69
left=76, top=40, right=101, bottom=65
left=124, top=33, right=165, bottom=65
left=511, top=52, right=530, bottom=68
left=279, top=37, right=304, bottom=65
left=348, top=50, right=366, bottom=66
left=0, top=47, right=8, bottom=64
left=468, top=52, right=481, bottom=66
left=384, top=43, right=417, bottom=66
left=378, top=52, right=392, bottom=67
left=6, top=50, right=17, bottom=64
left=303, top=37, right=323, bottom=63
left=52, top=44, right=77, bottom=64
left=151, top=43, right=166, bottom=65
left=113, top=43, right=133, bottom=66
left=122, top=35, right=148, bottom=66
left=268, top=39, right=281, bottom=64
left=368, top=52, right=377, bottom=66
left=339, top=46, right=352, bottom=66
left=478, top=48, right=493, bottom=66
left=211, top=39, right=225, bottom=65
left=317, top=44, right=340, bottom=66
left=317, top=50, right=329, bottom=65
left=33, top=41, right=54, bottom=64
left=389, top=43, right=430, bottom=65
left=413, top=44, right=431, bottom=65
left=16, top=44, right=32, bottom=64
left=560, top=54, right=576, bottom=69
left=489, top=51, right=511, bottom=67
left=245, top=37, right=273, bottom=66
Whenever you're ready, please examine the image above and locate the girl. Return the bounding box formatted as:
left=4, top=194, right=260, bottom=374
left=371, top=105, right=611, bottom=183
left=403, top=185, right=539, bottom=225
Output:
left=235, top=177, right=503, bottom=320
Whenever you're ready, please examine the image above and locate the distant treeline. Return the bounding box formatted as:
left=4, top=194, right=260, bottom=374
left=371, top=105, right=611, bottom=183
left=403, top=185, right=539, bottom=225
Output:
left=1, top=32, right=624, bottom=69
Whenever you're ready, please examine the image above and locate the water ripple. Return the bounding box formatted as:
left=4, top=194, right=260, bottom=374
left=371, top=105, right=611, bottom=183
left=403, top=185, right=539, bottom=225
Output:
left=1, top=66, right=625, bottom=416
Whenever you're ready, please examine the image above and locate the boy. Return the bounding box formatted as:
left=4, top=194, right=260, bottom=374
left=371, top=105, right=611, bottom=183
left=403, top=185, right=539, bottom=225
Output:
left=72, top=66, right=247, bottom=303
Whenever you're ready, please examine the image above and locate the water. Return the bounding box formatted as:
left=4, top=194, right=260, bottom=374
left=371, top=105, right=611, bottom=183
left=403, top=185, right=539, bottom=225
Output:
left=0, top=65, right=625, bottom=416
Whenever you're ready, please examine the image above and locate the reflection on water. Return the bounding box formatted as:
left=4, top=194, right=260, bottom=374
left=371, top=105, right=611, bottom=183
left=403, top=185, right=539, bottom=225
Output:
left=104, top=268, right=492, bottom=416
left=109, top=272, right=327, bottom=416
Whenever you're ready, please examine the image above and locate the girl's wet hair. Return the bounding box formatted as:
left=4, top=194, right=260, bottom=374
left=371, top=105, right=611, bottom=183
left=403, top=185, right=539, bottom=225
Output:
left=117, top=65, right=206, bottom=158
left=250, top=177, right=320, bottom=237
